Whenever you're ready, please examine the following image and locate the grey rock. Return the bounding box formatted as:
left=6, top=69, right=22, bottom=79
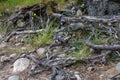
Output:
left=58, top=23, right=85, bottom=32
left=74, top=71, right=82, bottom=80
left=13, top=58, right=30, bottom=73
left=68, top=23, right=85, bottom=31
left=8, top=75, right=19, bottom=80
left=86, top=0, right=120, bottom=16
left=90, top=48, right=95, bottom=54
left=86, top=0, right=108, bottom=16
left=0, top=63, right=4, bottom=69
left=0, top=42, right=7, bottom=48
left=16, top=19, right=25, bottom=27
left=36, top=48, right=45, bottom=56
left=10, top=53, right=17, bottom=59
left=55, top=75, right=65, bottom=80
left=76, top=9, right=82, bottom=16
left=0, top=56, right=10, bottom=62
left=108, top=1, right=120, bottom=15
left=116, top=62, right=120, bottom=73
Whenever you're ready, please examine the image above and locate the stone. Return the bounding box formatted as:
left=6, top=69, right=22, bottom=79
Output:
left=0, top=56, right=10, bottom=62
left=8, top=75, right=19, bottom=80
left=76, top=9, right=82, bottom=16
left=89, top=48, right=95, bottom=54
left=0, top=42, right=7, bottom=48
left=36, top=48, right=45, bottom=56
left=108, top=1, right=120, bottom=15
left=0, top=63, right=4, bottom=69
left=55, top=75, right=65, bottom=80
left=69, top=23, right=85, bottom=31
left=116, top=62, right=120, bottom=73
left=74, top=71, right=82, bottom=80
left=13, top=58, right=30, bottom=73
left=16, top=19, right=25, bottom=27
left=10, top=53, right=17, bottom=59
left=87, top=66, right=95, bottom=72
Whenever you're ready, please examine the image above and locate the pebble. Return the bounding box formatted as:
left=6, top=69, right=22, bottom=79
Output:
left=10, top=53, right=17, bottom=59
left=55, top=75, right=65, bottom=80
left=87, top=66, right=95, bottom=72
left=69, top=23, right=85, bottom=31
left=76, top=9, right=82, bottom=16
left=0, top=42, right=7, bottom=48
left=74, top=71, right=82, bottom=80
left=116, top=62, right=120, bottom=73
left=8, top=75, right=19, bottom=80
left=0, top=63, right=4, bottom=69
left=0, top=56, right=10, bottom=62
left=13, top=58, right=30, bottom=73
left=36, top=48, right=45, bottom=56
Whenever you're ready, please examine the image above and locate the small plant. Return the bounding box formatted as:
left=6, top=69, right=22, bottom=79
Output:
left=24, top=20, right=59, bottom=47
left=67, top=42, right=90, bottom=59
left=0, top=25, right=11, bottom=32
left=91, top=37, right=104, bottom=44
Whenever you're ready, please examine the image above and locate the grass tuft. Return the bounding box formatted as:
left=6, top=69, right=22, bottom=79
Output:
left=67, top=42, right=90, bottom=59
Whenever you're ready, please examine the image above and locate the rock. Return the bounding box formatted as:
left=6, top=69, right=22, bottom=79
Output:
left=87, top=66, right=95, bottom=72
left=4, top=9, right=12, bottom=16
left=108, top=1, right=120, bottom=15
left=8, top=75, right=19, bottom=80
left=16, top=19, right=25, bottom=27
left=0, top=63, right=4, bottom=69
left=55, top=75, right=65, bottom=80
left=0, top=42, right=7, bottom=48
left=0, top=56, right=10, bottom=62
left=74, top=71, right=82, bottom=80
left=13, top=58, right=30, bottom=73
left=36, top=48, right=45, bottom=56
left=89, top=48, right=95, bottom=54
left=86, top=0, right=108, bottom=16
left=116, top=62, right=120, bottom=73
left=76, top=9, right=82, bottom=16
left=68, top=23, right=85, bottom=31
left=10, top=53, right=17, bottom=59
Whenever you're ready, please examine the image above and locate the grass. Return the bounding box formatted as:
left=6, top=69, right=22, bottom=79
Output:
left=0, top=25, right=11, bottom=33
left=0, top=0, right=78, bottom=11
left=0, top=0, right=42, bottom=11
left=91, top=37, right=104, bottom=44
left=24, top=20, right=59, bottom=47
left=67, top=42, right=90, bottom=59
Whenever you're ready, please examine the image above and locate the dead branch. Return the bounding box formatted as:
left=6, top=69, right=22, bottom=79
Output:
left=85, top=41, right=120, bottom=50
left=4, top=29, right=44, bottom=42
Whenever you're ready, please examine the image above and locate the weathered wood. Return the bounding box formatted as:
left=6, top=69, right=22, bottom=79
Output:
left=85, top=41, right=120, bottom=50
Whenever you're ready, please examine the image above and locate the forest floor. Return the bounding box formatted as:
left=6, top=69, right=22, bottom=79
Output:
left=0, top=0, right=120, bottom=80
